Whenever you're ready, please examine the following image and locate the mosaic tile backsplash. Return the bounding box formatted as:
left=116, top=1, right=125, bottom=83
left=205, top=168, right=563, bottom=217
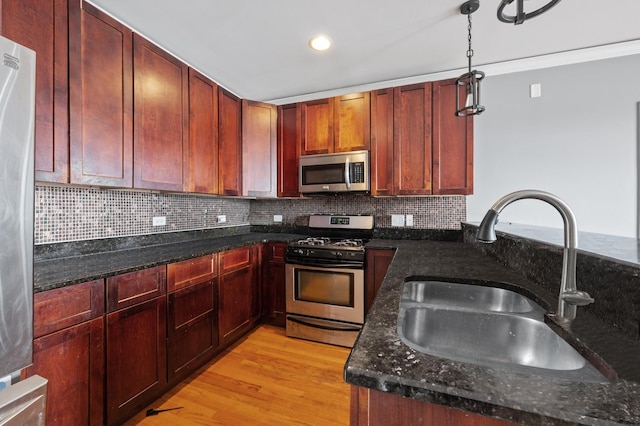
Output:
left=35, top=185, right=466, bottom=244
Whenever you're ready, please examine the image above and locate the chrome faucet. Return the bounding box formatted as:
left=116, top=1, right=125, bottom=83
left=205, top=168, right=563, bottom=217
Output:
left=476, top=190, right=594, bottom=321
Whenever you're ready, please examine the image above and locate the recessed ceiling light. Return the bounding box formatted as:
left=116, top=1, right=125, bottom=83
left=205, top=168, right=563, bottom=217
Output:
left=308, top=35, right=332, bottom=51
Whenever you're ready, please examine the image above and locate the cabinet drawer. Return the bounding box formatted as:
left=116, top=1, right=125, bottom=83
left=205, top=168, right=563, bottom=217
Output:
left=106, top=265, right=166, bottom=312
left=219, top=246, right=252, bottom=274
left=34, top=279, right=104, bottom=338
left=167, top=254, right=217, bottom=292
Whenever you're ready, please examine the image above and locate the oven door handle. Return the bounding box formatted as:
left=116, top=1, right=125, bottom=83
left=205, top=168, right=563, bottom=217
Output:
left=287, top=315, right=362, bottom=332
left=285, top=260, right=363, bottom=269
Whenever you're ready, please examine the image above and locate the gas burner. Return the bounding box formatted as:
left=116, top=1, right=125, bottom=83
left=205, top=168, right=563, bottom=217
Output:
left=333, top=239, right=364, bottom=248
left=296, top=237, right=331, bottom=246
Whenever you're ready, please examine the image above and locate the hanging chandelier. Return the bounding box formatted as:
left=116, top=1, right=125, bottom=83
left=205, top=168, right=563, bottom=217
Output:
left=498, top=0, right=562, bottom=25
left=455, top=0, right=485, bottom=117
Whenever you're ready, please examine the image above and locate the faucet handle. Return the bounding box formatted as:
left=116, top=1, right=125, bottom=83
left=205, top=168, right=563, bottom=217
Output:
left=562, top=290, right=595, bottom=306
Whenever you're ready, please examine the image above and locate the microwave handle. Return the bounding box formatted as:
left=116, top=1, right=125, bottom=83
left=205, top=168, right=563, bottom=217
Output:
left=344, top=157, right=351, bottom=189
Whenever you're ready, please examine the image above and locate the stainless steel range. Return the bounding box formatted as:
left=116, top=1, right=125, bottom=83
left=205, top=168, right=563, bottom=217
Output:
left=285, top=215, right=373, bottom=347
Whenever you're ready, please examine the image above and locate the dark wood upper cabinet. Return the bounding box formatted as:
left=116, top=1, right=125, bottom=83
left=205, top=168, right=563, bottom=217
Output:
left=300, top=97, right=334, bottom=155
left=1, top=0, right=69, bottom=183
left=69, top=0, right=133, bottom=187
left=334, top=92, right=370, bottom=152
left=393, top=83, right=433, bottom=195
left=188, top=68, right=219, bottom=194
left=277, top=103, right=301, bottom=197
left=242, top=100, right=277, bottom=197
left=370, top=89, right=394, bottom=196
left=432, top=78, right=474, bottom=195
left=218, top=87, right=242, bottom=196
left=133, top=34, right=188, bottom=191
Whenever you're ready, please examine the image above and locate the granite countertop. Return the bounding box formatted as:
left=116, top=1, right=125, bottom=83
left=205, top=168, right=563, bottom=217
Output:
left=345, top=240, right=640, bottom=426
left=34, top=231, right=305, bottom=292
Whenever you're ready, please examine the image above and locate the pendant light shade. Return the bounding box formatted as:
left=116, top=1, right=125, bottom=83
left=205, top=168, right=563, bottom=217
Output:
left=455, top=0, right=485, bottom=117
left=498, top=0, right=562, bottom=25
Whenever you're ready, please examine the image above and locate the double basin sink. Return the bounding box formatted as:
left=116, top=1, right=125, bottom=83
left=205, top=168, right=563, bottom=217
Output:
left=397, top=280, right=607, bottom=382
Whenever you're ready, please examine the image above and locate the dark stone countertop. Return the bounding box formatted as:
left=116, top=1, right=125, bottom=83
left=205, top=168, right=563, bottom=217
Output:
left=345, top=239, right=640, bottom=426
left=34, top=230, right=305, bottom=293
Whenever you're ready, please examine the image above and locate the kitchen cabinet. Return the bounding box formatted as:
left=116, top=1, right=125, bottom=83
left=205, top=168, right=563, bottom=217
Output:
left=300, top=97, right=333, bottom=155
left=300, top=93, right=370, bottom=156
left=1, top=0, right=69, bottom=183
left=432, top=78, right=474, bottom=195
left=334, top=92, right=370, bottom=152
left=393, top=82, right=433, bottom=195
left=105, top=266, right=167, bottom=426
left=69, top=0, right=133, bottom=187
left=25, top=279, right=104, bottom=426
left=261, top=242, right=287, bottom=327
left=218, top=245, right=260, bottom=347
left=277, top=103, right=301, bottom=197
left=364, top=248, right=394, bottom=313
left=351, top=386, right=518, bottom=426
left=188, top=68, right=219, bottom=194
left=370, top=88, right=394, bottom=196
left=218, top=87, right=243, bottom=196
left=167, top=254, right=219, bottom=383
left=133, top=34, right=189, bottom=192
left=242, top=100, right=277, bottom=197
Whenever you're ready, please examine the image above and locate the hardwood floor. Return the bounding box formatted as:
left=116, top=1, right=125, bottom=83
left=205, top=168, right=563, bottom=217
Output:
left=123, top=325, right=352, bottom=425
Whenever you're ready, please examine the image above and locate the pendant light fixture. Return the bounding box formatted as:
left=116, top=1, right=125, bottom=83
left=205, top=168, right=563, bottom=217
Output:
left=455, top=0, right=485, bottom=117
left=498, top=0, right=561, bottom=25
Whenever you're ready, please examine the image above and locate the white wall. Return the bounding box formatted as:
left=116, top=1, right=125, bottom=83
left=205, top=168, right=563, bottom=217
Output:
left=467, top=54, right=640, bottom=238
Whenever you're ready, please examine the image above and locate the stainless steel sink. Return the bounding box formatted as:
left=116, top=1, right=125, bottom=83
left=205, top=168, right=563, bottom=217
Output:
left=397, top=281, right=608, bottom=382
left=401, top=280, right=543, bottom=315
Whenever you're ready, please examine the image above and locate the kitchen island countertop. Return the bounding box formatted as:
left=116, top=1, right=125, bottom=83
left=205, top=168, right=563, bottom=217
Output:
left=346, top=239, right=640, bottom=425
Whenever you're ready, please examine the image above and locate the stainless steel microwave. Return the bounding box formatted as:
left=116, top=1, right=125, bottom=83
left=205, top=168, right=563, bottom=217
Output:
left=299, top=150, right=370, bottom=193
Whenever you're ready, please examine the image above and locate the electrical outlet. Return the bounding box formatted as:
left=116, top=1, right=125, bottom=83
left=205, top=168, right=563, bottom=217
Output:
left=217, top=215, right=227, bottom=223
left=273, top=214, right=283, bottom=223
left=152, top=216, right=166, bottom=226
left=530, top=83, right=542, bottom=98
left=391, top=214, right=405, bottom=227
left=405, top=214, right=414, bottom=227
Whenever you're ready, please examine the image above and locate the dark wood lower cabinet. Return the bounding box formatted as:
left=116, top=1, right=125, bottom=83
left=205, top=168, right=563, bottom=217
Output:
left=218, top=245, right=260, bottom=347
left=261, top=242, right=287, bottom=327
left=351, top=386, right=519, bottom=426
left=106, top=296, right=167, bottom=426
left=365, top=248, right=395, bottom=314
left=167, top=279, right=219, bottom=382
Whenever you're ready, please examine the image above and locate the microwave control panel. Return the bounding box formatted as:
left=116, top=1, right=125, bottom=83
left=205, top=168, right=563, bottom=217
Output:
left=350, top=162, right=365, bottom=183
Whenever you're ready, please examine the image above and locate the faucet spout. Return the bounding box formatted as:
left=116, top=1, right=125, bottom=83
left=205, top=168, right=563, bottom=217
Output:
left=476, top=190, right=594, bottom=321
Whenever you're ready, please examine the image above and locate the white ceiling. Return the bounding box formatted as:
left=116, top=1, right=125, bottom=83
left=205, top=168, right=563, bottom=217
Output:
left=88, top=0, right=640, bottom=104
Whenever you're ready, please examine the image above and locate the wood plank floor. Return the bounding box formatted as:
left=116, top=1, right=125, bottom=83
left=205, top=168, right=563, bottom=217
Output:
left=123, top=325, right=352, bottom=425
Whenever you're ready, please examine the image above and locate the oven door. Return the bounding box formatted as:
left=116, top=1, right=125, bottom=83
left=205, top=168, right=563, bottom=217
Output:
left=285, top=263, right=364, bottom=325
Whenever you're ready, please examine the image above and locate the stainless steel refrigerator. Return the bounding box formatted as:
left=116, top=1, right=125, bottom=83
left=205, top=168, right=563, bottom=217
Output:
left=0, top=35, right=47, bottom=425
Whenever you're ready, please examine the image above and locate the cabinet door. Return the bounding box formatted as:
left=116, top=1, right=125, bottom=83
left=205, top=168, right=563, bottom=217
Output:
left=242, top=100, right=277, bottom=197
left=26, top=318, right=104, bottom=426
left=133, top=35, right=188, bottom=191
left=106, top=296, right=167, bottom=426
left=393, top=83, right=433, bottom=195
left=167, top=279, right=218, bottom=382
left=261, top=243, right=286, bottom=327
left=334, top=92, right=370, bottom=152
left=364, top=249, right=394, bottom=314
left=218, top=87, right=242, bottom=195
left=1, top=0, right=69, bottom=183
left=188, top=68, right=219, bottom=194
left=218, top=246, right=258, bottom=346
left=69, top=0, right=133, bottom=187
left=301, top=98, right=334, bottom=155
left=432, top=78, right=474, bottom=195
left=277, top=103, right=301, bottom=197
left=370, top=88, right=394, bottom=196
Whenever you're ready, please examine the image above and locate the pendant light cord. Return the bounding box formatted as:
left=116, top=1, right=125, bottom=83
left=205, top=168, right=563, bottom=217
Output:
left=466, top=14, right=473, bottom=73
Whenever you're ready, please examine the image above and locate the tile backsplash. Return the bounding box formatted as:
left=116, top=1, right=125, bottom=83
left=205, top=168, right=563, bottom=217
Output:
left=35, top=185, right=466, bottom=244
